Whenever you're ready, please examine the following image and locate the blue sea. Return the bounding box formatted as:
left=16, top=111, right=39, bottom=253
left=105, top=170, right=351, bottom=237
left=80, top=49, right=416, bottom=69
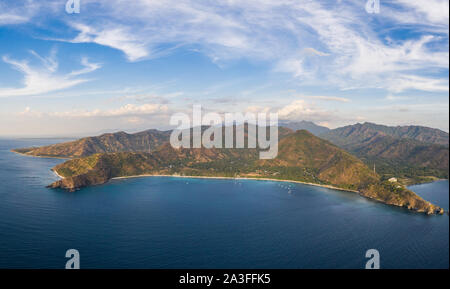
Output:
left=0, top=138, right=448, bottom=269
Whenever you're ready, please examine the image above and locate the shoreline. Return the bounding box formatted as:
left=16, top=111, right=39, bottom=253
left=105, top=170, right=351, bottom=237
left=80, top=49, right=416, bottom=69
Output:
left=111, top=174, right=446, bottom=215
left=406, top=178, right=447, bottom=187
left=11, top=150, right=70, bottom=160
left=111, top=174, right=359, bottom=193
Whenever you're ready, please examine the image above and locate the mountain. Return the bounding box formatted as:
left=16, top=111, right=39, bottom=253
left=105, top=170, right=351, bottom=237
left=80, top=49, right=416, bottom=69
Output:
left=278, top=121, right=330, bottom=136
left=321, top=122, right=449, bottom=147
left=12, top=129, right=172, bottom=158
left=11, top=125, right=294, bottom=158
left=321, top=122, right=449, bottom=183
left=48, top=130, right=443, bottom=214
left=354, top=122, right=448, bottom=145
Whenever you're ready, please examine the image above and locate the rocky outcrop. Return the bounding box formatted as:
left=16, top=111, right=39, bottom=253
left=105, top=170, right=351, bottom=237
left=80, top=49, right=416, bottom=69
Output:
left=360, top=182, right=443, bottom=215
left=48, top=168, right=111, bottom=192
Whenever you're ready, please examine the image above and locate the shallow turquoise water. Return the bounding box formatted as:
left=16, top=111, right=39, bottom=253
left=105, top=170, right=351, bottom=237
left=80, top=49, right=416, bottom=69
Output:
left=0, top=138, right=448, bottom=268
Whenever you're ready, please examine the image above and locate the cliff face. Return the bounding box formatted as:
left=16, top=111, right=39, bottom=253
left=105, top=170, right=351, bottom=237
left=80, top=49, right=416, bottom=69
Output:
left=48, top=168, right=112, bottom=191
left=48, top=130, right=444, bottom=214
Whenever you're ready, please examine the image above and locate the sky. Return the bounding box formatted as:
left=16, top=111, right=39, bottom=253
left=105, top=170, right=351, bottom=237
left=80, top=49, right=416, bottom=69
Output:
left=0, top=0, right=448, bottom=137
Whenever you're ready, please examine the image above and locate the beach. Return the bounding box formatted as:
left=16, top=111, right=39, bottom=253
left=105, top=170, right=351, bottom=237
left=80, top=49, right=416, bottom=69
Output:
left=111, top=174, right=360, bottom=193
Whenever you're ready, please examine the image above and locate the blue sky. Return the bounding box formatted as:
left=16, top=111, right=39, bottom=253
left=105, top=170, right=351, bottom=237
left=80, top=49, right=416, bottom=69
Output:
left=0, top=0, right=448, bottom=136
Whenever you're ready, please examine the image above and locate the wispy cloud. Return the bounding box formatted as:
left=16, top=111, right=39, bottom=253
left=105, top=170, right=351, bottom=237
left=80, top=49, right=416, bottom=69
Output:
left=20, top=103, right=168, bottom=118
left=0, top=50, right=101, bottom=97
left=387, top=75, right=449, bottom=93
left=394, top=0, right=449, bottom=27
left=1, top=0, right=448, bottom=135
left=51, top=0, right=448, bottom=93
left=0, top=0, right=46, bottom=26
left=0, top=14, right=29, bottom=25
left=277, top=100, right=329, bottom=121
left=298, top=95, right=351, bottom=103
left=69, top=23, right=149, bottom=62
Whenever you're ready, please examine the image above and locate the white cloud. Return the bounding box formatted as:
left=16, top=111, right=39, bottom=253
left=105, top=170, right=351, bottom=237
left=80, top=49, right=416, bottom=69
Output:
left=124, top=116, right=145, bottom=124
left=298, top=95, right=350, bottom=103
left=0, top=0, right=48, bottom=26
left=69, top=57, right=102, bottom=76
left=245, top=105, right=271, bottom=114
left=69, top=23, right=149, bottom=62
left=343, top=36, right=448, bottom=76
left=274, top=99, right=365, bottom=127
left=275, top=58, right=306, bottom=78
left=394, top=0, right=449, bottom=26
left=0, top=50, right=101, bottom=97
left=21, top=103, right=169, bottom=118
left=52, top=103, right=168, bottom=118
left=6, top=0, right=450, bottom=94
left=277, top=100, right=327, bottom=120
left=387, top=75, right=449, bottom=93
left=19, top=106, right=43, bottom=117
left=0, top=14, right=29, bottom=25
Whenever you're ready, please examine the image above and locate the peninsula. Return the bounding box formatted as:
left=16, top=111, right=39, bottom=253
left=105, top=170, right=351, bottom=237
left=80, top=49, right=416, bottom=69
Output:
left=17, top=129, right=443, bottom=215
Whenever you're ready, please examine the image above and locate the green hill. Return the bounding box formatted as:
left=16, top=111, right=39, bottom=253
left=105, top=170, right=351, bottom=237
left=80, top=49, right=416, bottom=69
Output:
left=321, top=123, right=449, bottom=183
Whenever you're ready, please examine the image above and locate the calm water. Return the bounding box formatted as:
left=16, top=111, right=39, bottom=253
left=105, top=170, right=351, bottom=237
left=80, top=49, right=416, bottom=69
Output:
left=0, top=138, right=448, bottom=269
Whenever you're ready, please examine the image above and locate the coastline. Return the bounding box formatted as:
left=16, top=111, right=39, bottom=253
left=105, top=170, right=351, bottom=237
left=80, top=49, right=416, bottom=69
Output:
left=11, top=150, right=70, bottom=160
left=406, top=178, right=447, bottom=187
left=13, top=149, right=444, bottom=215
left=110, top=174, right=446, bottom=215
left=112, top=174, right=360, bottom=193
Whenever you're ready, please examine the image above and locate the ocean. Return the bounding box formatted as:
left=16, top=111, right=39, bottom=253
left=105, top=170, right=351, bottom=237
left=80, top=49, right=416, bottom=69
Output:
left=0, top=138, right=448, bottom=268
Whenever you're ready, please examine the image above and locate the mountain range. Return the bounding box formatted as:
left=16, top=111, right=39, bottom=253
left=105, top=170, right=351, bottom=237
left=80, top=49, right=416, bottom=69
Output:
left=319, top=122, right=449, bottom=183
left=13, top=129, right=172, bottom=158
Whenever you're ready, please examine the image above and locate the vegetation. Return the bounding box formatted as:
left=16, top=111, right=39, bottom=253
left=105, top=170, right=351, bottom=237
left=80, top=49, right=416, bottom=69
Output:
left=320, top=122, right=449, bottom=184
left=11, top=130, right=172, bottom=158
left=48, top=130, right=444, bottom=215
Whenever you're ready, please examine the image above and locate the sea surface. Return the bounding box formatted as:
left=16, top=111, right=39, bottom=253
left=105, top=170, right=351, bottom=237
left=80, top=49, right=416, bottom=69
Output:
left=0, top=138, right=448, bottom=269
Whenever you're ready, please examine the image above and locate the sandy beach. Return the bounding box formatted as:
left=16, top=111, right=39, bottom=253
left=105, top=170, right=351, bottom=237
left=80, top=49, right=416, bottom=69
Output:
left=52, top=169, right=65, bottom=179
left=112, top=174, right=359, bottom=193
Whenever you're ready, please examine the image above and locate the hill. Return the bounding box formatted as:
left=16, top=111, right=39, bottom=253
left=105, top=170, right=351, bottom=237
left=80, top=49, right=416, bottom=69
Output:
left=48, top=130, right=443, bottom=215
left=12, top=125, right=293, bottom=158
left=12, top=129, right=172, bottom=158
left=357, top=122, right=448, bottom=145
left=279, top=120, right=330, bottom=136
left=321, top=123, right=449, bottom=183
